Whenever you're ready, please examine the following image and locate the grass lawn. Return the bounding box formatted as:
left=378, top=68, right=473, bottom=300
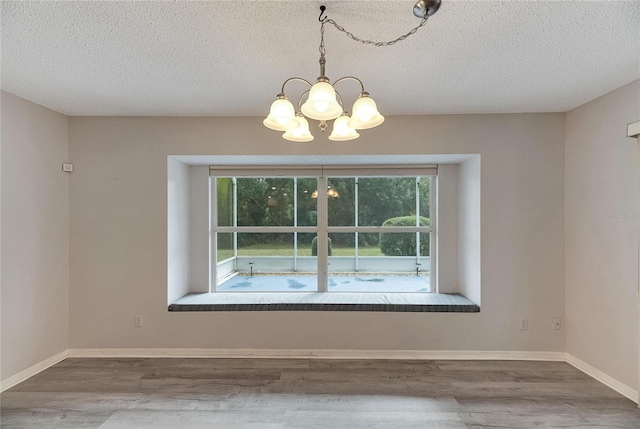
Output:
left=218, top=243, right=385, bottom=259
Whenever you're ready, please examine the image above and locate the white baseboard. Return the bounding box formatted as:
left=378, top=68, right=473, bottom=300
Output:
left=68, top=348, right=566, bottom=361
left=0, top=349, right=69, bottom=393
left=566, top=353, right=638, bottom=404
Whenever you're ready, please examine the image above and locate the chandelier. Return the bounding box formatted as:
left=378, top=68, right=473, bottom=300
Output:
left=263, top=1, right=442, bottom=142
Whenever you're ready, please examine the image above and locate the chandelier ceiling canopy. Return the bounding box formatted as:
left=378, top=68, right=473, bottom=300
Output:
left=263, top=1, right=442, bottom=142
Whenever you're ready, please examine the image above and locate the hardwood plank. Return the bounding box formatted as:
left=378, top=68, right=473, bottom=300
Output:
left=283, top=410, right=466, bottom=429
left=97, top=410, right=284, bottom=429
left=0, top=408, right=113, bottom=429
left=1, top=358, right=639, bottom=428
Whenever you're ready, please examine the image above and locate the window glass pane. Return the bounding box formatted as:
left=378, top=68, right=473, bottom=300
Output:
left=237, top=178, right=294, bottom=226
left=216, top=232, right=236, bottom=282
left=217, top=232, right=317, bottom=292
left=357, top=233, right=384, bottom=256
left=296, top=232, right=318, bottom=274
left=216, top=177, right=233, bottom=227
left=327, top=233, right=355, bottom=274
left=329, top=233, right=355, bottom=256
left=297, top=178, right=318, bottom=227
left=296, top=232, right=316, bottom=258
left=328, top=178, right=355, bottom=226
left=378, top=232, right=419, bottom=257
left=418, top=176, right=431, bottom=225
left=217, top=232, right=234, bottom=262
left=236, top=233, right=294, bottom=257
left=419, top=232, right=430, bottom=258
left=358, top=177, right=416, bottom=226
left=328, top=231, right=432, bottom=292
left=211, top=172, right=434, bottom=294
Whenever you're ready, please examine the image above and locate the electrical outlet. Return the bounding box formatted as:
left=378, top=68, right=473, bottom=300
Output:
left=134, top=315, right=143, bottom=327
left=552, top=317, right=561, bottom=330
left=519, top=318, right=528, bottom=330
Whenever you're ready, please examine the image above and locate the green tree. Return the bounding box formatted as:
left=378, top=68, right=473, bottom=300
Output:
left=380, top=216, right=430, bottom=256
left=236, top=178, right=294, bottom=245
left=231, top=175, right=432, bottom=249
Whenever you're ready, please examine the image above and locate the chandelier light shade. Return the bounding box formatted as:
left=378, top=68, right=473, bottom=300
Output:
left=263, top=2, right=441, bottom=141
left=301, top=81, right=343, bottom=121
left=263, top=95, right=298, bottom=131
left=283, top=114, right=314, bottom=142
left=348, top=93, right=385, bottom=130
left=329, top=114, right=360, bottom=141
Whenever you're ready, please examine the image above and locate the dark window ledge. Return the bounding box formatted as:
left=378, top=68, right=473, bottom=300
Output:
left=169, top=292, right=479, bottom=313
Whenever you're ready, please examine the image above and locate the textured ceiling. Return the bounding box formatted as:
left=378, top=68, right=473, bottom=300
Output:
left=1, top=0, right=639, bottom=116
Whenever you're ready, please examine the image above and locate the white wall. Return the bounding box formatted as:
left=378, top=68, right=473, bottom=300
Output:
left=1, top=91, right=69, bottom=381
left=458, top=156, right=481, bottom=305
left=167, top=158, right=191, bottom=305
left=188, top=165, right=210, bottom=294
left=565, top=79, right=639, bottom=392
left=68, top=113, right=565, bottom=352
left=437, top=164, right=459, bottom=294
left=167, top=163, right=210, bottom=300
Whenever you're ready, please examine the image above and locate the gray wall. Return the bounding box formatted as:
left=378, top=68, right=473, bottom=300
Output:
left=565, top=79, right=639, bottom=391
left=1, top=91, right=69, bottom=381
left=68, top=113, right=565, bottom=352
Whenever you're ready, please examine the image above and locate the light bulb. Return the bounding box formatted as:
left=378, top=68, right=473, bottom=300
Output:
left=314, top=101, right=329, bottom=113
left=301, top=81, right=343, bottom=121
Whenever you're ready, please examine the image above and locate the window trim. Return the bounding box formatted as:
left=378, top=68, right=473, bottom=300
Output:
left=209, top=164, right=438, bottom=178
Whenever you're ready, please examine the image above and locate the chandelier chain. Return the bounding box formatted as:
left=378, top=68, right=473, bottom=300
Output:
left=322, top=17, right=428, bottom=47
left=320, top=20, right=326, bottom=56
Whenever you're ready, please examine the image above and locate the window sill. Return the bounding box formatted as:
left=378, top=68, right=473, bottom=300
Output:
left=168, top=292, right=479, bottom=313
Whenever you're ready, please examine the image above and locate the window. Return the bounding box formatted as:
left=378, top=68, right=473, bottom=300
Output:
left=209, top=165, right=437, bottom=293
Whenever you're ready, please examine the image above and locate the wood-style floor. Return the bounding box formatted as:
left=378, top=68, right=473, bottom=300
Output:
left=1, top=358, right=639, bottom=428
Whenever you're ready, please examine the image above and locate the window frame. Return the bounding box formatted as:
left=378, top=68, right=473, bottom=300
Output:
left=209, top=165, right=438, bottom=293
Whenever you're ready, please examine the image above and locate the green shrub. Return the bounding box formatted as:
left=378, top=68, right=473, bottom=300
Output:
left=380, top=216, right=429, bottom=256
left=311, top=236, right=332, bottom=256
